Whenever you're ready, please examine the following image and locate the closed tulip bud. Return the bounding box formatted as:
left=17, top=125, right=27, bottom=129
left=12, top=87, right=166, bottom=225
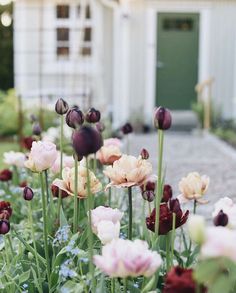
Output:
left=30, top=114, right=37, bottom=123
left=188, top=215, right=206, bottom=245
left=0, top=220, right=10, bottom=234
left=162, top=184, right=173, bottom=202
left=72, top=126, right=103, bottom=157
left=121, top=122, right=133, bottom=135
left=66, top=106, right=84, bottom=128
left=142, top=190, right=155, bottom=202
left=85, top=108, right=101, bottom=123
left=214, top=210, right=228, bottom=227
left=96, top=122, right=105, bottom=132
left=32, top=123, right=42, bottom=136
left=23, top=186, right=34, bottom=201
left=140, top=148, right=149, bottom=160
left=0, top=169, right=12, bottom=182
left=154, top=107, right=172, bottom=130
left=55, top=98, right=69, bottom=115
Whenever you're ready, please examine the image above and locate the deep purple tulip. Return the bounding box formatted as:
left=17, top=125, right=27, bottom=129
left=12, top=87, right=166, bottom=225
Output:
left=154, top=107, right=172, bottom=130
left=85, top=108, right=101, bottom=123
left=23, top=186, right=34, bottom=201
left=140, top=148, right=149, bottom=160
left=66, top=106, right=84, bottom=128
left=72, top=126, right=103, bottom=157
left=0, top=220, right=10, bottom=235
left=162, top=184, right=173, bottom=202
left=121, top=123, right=133, bottom=135
left=32, top=123, right=42, bottom=136
left=55, top=98, right=69, bottom=115
left=214, top=210, right=228, bottom=227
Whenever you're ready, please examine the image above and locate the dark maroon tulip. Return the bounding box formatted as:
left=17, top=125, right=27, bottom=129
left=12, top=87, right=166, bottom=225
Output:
left=146, top=199, right=189, bottom=235
left=142, top=190, right=155, bottom=202
left=141, top=179, right=156, bottom=193
left=23, top=186, right=34, bottom=201
left=85, top=108, right=101, bottom=123
left=140, top=148, right=149, bottom=160
left=163, top=266, right=206, bottom=293
left=0, top=201, right=12, bottom=220
left=0, top=169, right=12, bottom=182
left=214, top=210, right=228, bottom=227
left=21, top=136, right=34, bottom=150
left=32, top=123, right=42, bottom=136
left=66, top=106, right=84, bottom=128
left=0, top=220, right=10, bottom=235
left=162, top=184, right=173, bottom=202
left=95, top=122, right=105, bottom=132
left=154, top=107, right=172, bottom=130
left=72, top=126, right=103, bottom=157
left=121, top=122, right=133, bottom=135
left=51, top=184, right=69, bottom=198
left=19, top=181, right=27, bottom=188
left=55, top=98, right=69, bottom=115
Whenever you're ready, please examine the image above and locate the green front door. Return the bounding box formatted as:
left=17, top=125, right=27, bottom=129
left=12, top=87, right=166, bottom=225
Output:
left=156, top=13, right=199, bottom=109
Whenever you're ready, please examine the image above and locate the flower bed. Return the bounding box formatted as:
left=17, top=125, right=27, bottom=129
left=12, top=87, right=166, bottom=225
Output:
left=0, top=99, right=235, bottom=293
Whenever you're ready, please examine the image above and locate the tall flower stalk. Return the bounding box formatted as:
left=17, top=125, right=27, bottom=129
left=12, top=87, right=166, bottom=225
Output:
left=73, top=156, right=79, bottom=234
left=57, top=115, right=64, bottom=217
left=128, top=187, right=133, bottom=240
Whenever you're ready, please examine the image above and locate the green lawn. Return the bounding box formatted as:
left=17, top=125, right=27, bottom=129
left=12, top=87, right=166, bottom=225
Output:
left=0, top=141, right=19, bottom=169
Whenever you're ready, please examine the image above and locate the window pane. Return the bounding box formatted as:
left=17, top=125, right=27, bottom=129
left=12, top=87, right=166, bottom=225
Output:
left=57, top=47, right=69, bottom=57
left=84, top=27, right=92, bottom=42
left=85, top=5, right=91, bottom=19
left=163, top=18, right=193, bottom=31
left=57, top=28, right=69, bottom=41
left=81, top=47, right=92, bottom=56
left=57, top=5, right=70, bottom=19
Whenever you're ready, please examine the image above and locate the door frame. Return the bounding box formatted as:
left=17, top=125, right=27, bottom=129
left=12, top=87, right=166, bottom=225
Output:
left=144, top=1, right=211, bottom=122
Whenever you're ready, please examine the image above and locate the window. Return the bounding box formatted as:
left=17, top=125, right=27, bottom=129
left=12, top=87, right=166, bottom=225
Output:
left=163, top=18, right=193, bottom=31
left=85, top=5, right=91, bottom=19
left=57, top=28, right=69, bottom=41
left=57, top=47, right=69, bottom=57
left=80, top=46, right=92, bottom=56
left=56, top=5, right=70, bottom=19
left=84, top=27, right=92, bottom=42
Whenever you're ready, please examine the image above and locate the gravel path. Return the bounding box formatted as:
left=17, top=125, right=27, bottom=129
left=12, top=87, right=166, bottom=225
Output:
left=129, top=131, right=236, bottom=218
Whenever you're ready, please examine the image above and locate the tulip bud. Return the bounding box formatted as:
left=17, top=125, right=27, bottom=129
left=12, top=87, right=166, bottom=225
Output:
left=142, top=190, right=155, bottom=202
left=72, top=126, right=103, bottom=157
left=32, top=123, right=42, bottom=136
left=187, top=215, right=206, bottom=245
left=55, top=98, right=69, bottom=115
left=154, top=107, right=172, bottom=130
left=51, top=184, right=69, bottom=198
left=121, top=122, right=133, bottom=135
left=85, top=108, right=101, bottom=123
left=0, top=169, right=12, bottom=182
left=95, top=122, right=105, bottom=132
left=213, top=210, right=228, bottom=227
left=30, top=114, right=37, bottom=123
left=140, top=148, right=149, bottom=160
left=66, top=106, right=84, bottom=128
left=28, top=252, right=34, bottom=260
left=162, top=184, right=173, bottom=202
left=23, top=186, right=34, bottom=201
left=0, top=220, right=10, bottom=234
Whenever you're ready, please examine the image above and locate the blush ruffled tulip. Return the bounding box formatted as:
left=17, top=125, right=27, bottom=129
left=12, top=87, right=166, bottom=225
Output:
left=178, top=172, right=209, bottom=204
left=212, top=197, right=236, bottom=228
left=104, top=155, right=152, bottom=188
left=24, top=141, right=57, bottom=172
left=3, top=151, right=26, bottom=168
left=96, top=143, right=122, bottom=165
left=50, top=153, right=74, bottom=174
left=52, top=166, right=102, bottom=199
left=90, top=206, right=123, bottom=244
left=94, top=239, right=162, bottom=278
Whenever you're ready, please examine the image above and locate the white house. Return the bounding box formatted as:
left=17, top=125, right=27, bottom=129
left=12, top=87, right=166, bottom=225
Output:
left=14, top=0, right=236, bottom=127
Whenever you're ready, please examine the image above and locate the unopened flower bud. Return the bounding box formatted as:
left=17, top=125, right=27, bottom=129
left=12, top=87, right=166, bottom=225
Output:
left=154, top=107, right=172, bottom=130
left=51, top=184, right=69, bottom=198
left=72, top=126, right=103, bottom=157
left=66, top=106, right=84, bottom=128
left=85, top=108, right=101, bottom=123
left=23, top=186, right=34, bottom=201
left=28, top=252, right=34, bottom=260
left=95, top=122, right=105, bottom=132
left=188, top=215, right=206, bottom=245
left=214, top=210, right=228, bottom=227
left=0, top=169, right=12, bottom=182
left=30, top=114, right=37, bottom=123
left=0, top=220, right=10, bottom=234
left=121, top=123, right=133, bottom=135
left=142, top=190, right=155, bottom=202
left=162, top=184, right=173, bottom=202
left=140, top=148, right=149, bottom=160
left=55, top=98, right=69, bottom=115
left=32, top=123, right=42, bottom=136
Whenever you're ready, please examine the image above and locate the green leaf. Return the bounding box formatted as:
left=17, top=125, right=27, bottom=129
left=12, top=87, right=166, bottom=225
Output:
left=60, top=207, right=68, bottom=227
left=141, top=275, right=156, bottom=293
left=60, top=280, right=84, bottom=293
left=19, top=270, right=31, bottom=284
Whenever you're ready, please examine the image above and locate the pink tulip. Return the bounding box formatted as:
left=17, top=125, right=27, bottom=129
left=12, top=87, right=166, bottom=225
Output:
left=51, top=153, right=74, bottom=174
left=24, top=141, right=57, bottom=172
left=94, top=239, right=162, bottom=278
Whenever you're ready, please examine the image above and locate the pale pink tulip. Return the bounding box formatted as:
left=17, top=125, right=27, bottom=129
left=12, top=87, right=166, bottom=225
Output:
left=178, top=172, right=209, bottom=204
left=3, top=151, right=26, bottom=168
left=104, top=138, right=122, bottom=148
left=24, top=141, right=57, bottom=172
left=94, top=239, right=162, bottom=277
left=51, top=153, right=74, bottom=174
left=52, top=166, right=102, bottom=199
left=96, top=145, right=122, bottom=165
left=104, top=155, right=152, bottom=188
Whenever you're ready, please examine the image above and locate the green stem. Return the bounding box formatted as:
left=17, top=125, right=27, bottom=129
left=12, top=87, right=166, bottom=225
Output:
left=171, top=213, right=176, bottom=266
left=57, top=115, right=64, bottom=218
left=128, top=187, right=132, bottom=240
left=193, top=200, right=197, bottom=214
left=73, top=157, right=79, bottom=234
left=155, top=130, right=164, bottom=239
left=124, top=278, right=128, bottom=293
left=39, top=172, right=51, bottom=289
left=111, top=278, right=115, bottom=293
left=93, top=153, right=97, bottom=174
left=13, top=166, right=19, bottom=186
left=166, top=233, right=171, bottom=271
left=108, top=179, right=112, bottom=206
left=44, top=170, right=50, bottom=204
left=28, top=201, right=43, bottom=293
left=6, top=234, right=14, bottom=257
left=86, top=157, right=95, bottom=292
